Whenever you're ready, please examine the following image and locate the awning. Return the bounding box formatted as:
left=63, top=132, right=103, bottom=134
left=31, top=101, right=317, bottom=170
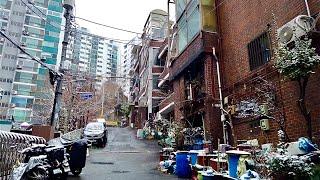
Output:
left=159, top=102, right=174, bottom=115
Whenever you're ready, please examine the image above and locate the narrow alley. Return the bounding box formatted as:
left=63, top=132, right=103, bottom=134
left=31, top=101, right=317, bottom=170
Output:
left=69, top=127, right=179, bottom=180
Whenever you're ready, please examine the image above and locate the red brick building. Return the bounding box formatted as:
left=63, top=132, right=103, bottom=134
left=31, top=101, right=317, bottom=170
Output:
left=218, top=0, right=320, bottom=144
left=134, top=0, right=320, bottom=147
left=158, top=0, right=224, bottom=147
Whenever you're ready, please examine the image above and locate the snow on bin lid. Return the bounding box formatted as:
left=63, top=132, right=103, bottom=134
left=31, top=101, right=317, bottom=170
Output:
left=20, top=122, right=31, bottom=128
left=226, top=150, right=251, bottom=155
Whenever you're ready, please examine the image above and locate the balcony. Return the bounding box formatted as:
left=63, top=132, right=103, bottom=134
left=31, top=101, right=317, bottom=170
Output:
left=152, top=66, right=164, bottom=74
left=170, top=31, right=219, bottom=80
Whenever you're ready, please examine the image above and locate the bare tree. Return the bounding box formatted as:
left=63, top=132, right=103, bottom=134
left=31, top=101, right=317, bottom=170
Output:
left=32, top=77, right=54, bottom=125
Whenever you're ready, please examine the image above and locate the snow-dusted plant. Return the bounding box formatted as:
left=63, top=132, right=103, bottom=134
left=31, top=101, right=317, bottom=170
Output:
left=275, top=37, right=320, bottom=80
left=274, top=37, right=320, bottom=139
left=266, top=149, right=315, bottom=178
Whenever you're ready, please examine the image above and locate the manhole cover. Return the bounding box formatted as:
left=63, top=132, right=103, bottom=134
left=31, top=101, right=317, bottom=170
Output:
left=91, top=161, right=114, bottom=165
left=112, top=170, right=130, bottom=174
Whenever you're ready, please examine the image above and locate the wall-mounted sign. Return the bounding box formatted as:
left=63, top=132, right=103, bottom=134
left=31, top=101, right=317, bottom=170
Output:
left=79, top=92, right=93, bottom=100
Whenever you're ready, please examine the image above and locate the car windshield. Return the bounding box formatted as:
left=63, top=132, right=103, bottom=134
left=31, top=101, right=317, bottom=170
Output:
left=85, top=123, right=103, bottom=131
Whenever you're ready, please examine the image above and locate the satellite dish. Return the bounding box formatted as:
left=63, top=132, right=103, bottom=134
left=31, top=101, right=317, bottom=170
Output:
left=279, top=26, right=294, bottom=44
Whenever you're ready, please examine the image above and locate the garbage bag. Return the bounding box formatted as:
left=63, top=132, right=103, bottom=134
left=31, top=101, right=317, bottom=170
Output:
left=240, top=170, right=260, bottom=180
left=298, top=137, right=318, bottom=153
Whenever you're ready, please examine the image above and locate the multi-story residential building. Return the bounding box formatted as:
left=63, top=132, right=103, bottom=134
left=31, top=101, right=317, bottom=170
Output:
left=154, top=0, right=320, bottom=147
left=120, top=36, right=141, bottom=97
left=66, top=27, right=119, bottom=87
left=155, top=0, right=222, bottom=147
left=130, top=9, right=168, bottom=129
left=218, top=0, right=320, bottom=144
left=0, top=0, right=64, bottom=123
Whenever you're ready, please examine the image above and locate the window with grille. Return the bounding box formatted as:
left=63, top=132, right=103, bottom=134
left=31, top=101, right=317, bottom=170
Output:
left=247, top=32, right=271, bottom=70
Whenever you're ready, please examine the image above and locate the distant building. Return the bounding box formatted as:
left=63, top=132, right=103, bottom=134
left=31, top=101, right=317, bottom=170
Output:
left=120, top=36, right=141, bottom=97
left=130, top=9, right=168, bottom=129
left=0, top=0, right=64, bottom=123
left=66, top=27, right=119, bottom=87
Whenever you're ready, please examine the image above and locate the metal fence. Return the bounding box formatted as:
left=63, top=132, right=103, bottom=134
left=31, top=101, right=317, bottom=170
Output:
left=61, top=128, right=83, bottom=142
left=0, top=131, right=46, bottom=180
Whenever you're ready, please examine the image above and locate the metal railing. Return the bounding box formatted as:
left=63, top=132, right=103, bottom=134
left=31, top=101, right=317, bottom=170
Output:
left=0, top=131, right=46, bottom=179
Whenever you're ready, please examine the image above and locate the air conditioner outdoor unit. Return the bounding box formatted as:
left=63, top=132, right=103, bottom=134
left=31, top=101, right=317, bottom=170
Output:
left=26, top=10, right=32, bottom=14
left=11, top=90, right=18, bottom=95
left=2, top=16, right=8, bottom=20
left=22, top=30, right=29, bottom=36
left=16, top=65, right=22, bottom=69
left=10, top=103, right=16, bottom=108
left=28, top=0, right=35, bottom=5
left=277, top=15, right=315, bottom=45
left=0, top=37, right=5, bottom=42
left=21, top=42, right=26, bottom=47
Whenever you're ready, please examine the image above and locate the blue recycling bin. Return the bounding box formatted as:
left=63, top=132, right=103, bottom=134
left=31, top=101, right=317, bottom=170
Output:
left=188, top=152, right=198, bottom=165
left=176, top=151, right=192, bottom=178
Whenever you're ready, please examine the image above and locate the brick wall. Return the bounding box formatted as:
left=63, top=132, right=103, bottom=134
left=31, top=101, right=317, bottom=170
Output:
left=136, top=107, right=147, bottom=129
left=173, top=76, right=185, bottom=125
left=218, top=0, right=320, bottom=143
left=203, top=54, right=223, bottom=147
left=152, top=66, right=164, bottom=74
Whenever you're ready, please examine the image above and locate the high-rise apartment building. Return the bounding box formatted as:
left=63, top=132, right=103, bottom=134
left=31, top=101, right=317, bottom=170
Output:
left=0, top=0, right=64, bottom=123
left=66, top=27, right=119, bottom=86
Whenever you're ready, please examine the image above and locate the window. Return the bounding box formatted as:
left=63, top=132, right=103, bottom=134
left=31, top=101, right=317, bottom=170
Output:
left=24, top=26, right=45, bottom=39
left=22, top=37, right=43, bottom=50
left=247, top=32, right=272, bottom=70
left=153, top=75, right=159, bottom=89
left=176, top=0, right=189, bottom=19
left=177, top=0, right=200, bottom=53
left=43, top=41, right=58, bottom=48
left=34, top=0, right=49, bottom=8
left=201, top=0, right=217, bottom=31
left=15, top=72, right=37, bottom=84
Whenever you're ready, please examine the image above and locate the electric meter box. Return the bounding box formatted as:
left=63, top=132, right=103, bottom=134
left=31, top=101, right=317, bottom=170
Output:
left=260, top=119, right=270, bottom=131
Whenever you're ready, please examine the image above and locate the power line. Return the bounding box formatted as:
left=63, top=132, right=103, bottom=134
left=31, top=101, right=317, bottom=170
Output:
left=0, top=30, right=59, bottom=75
left=75, top=16, right=142, bottom=35
left=19, top=0, right=65, bottom=30
left=70, top=28, right=141, bottom=44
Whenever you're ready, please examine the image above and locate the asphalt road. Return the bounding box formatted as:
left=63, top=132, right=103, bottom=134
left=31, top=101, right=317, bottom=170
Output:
left=68, top=127, right=180, bottom=180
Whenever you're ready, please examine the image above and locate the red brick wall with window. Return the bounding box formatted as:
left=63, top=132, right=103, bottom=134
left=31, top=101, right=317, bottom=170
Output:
left=218, top=0, right=320, bottom=143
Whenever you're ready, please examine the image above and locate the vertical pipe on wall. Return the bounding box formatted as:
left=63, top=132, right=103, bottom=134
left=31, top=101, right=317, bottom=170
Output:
left=167, top=0, right=171, bottom=68
left=304, top=0, right=311, bottom=17
left=212, top=47, right=227, bottom=144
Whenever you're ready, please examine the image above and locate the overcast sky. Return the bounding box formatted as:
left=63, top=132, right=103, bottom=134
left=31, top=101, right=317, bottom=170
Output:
left=75, top=0, right=173, bottom=44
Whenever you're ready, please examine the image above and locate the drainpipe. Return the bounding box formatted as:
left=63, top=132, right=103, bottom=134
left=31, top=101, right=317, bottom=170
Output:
left=212, top=47, right=227, bottom=145
left=167, top=0, right=171, bottom=66
left=304, top=0, right=311, bottom=17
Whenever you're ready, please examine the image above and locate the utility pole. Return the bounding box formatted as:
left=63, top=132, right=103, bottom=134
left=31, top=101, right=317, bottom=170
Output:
left=50, top=0, right=75, bottom=127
